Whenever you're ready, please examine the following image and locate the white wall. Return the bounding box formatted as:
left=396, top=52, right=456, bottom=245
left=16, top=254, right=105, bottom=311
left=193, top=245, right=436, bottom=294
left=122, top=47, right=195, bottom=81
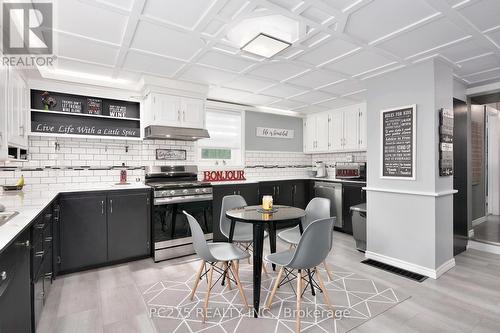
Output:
left=365, top=59, right=455, bottom=278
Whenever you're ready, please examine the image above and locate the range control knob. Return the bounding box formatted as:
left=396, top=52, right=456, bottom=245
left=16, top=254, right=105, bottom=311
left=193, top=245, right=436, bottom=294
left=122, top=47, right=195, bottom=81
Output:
left=195, top=189, right=200, bottom=193
left=169, top=190, right=176, bottom=195
left=202, top=188, right=208, bottom=193
left=182, top=189, right=189, bottom=194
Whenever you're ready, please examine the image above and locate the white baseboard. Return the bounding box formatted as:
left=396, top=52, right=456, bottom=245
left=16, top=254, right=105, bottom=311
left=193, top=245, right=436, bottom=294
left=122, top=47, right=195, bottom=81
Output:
left=472, top=216, right=487, bottom=227
left=467, top=240, right=500, bottom=255
left=365, top=251, right=455, bottom=279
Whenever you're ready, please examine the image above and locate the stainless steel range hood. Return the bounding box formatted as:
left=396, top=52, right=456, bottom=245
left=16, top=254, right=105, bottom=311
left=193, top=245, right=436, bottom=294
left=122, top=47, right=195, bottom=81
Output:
left=144, top=125, right=210, bottom=141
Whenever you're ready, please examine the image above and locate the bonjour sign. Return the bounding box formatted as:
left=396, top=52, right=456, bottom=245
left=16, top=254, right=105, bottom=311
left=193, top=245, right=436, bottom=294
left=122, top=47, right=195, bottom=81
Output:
left=203, top=170, right=246, bottom=182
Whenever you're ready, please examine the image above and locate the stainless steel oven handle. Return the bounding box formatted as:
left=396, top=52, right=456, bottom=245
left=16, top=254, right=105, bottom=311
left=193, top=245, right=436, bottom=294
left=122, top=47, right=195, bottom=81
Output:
left=154, top=194, right=213, bottom=205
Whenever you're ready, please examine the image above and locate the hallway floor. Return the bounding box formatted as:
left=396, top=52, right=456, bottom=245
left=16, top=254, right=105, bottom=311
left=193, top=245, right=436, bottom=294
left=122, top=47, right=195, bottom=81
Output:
left=473, top=215, right=500, bottom=244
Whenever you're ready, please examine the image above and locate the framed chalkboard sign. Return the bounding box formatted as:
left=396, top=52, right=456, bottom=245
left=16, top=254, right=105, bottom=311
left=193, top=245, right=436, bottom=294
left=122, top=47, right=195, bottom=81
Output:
left=380, top=105, right=416, bottom=180
left=439, top=108, right=454, bottom=176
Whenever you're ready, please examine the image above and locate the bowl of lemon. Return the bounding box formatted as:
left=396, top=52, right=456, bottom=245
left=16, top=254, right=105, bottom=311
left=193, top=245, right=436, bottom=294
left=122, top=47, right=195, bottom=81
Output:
left=2, top=175, right=24, bottom=191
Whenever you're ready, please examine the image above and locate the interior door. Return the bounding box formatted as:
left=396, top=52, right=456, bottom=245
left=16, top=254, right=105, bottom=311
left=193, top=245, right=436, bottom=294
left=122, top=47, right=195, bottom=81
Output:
left=329, top=111, right=343, bottom=151
left=453, top=98, right=469, bottom=255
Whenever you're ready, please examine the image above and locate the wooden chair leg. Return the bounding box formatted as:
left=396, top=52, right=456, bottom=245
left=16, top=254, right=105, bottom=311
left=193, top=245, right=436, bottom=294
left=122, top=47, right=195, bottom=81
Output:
left=203, top=265, right=214, bottom=323
left=315, top=267, right=333, bottom=311
left=296, top=269, right=302, bottom=333
left=224, top=262, right=232, bottom=290
left=230, top=261, right=249, bottom=308
left=190, top=260, right=205, bottom=300
left=266, top=266, right=284, bottom=309
left=262, top=261, right=269, bottom=277
left=323, top=260, right=334, bottom=281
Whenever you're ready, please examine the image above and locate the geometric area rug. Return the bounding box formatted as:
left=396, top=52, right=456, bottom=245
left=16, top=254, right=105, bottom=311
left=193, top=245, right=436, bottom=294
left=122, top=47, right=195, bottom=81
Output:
left=143, top=262, right=410, bottom=333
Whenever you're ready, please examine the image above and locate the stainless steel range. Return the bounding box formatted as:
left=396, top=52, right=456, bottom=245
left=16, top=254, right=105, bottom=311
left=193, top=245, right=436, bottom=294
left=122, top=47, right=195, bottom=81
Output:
left=145, top=166, right=213, bottom=262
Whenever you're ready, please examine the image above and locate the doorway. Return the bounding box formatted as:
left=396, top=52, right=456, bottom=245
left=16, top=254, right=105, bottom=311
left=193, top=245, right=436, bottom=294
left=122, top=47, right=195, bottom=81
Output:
left=469, top=93, right=500, bottom=245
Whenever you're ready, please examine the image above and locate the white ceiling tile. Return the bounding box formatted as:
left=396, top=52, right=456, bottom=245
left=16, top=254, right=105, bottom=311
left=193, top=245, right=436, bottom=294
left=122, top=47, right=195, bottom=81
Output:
left=122, top=50, right=185, bottom=77
left=222, top=76, right=276, bottom=92
left=180, top=65, right=237, bottom=85
left=248, top=62, right=308, bottom=81
left=217, top=0, right=249, bottom=19
left=320, top=0, right=360, bottom=11
left=131, top=21, right=205, bottom=61
left=289, top=90, right=333, bottom=103
left=464, top=68, right=500, bottom=83
left=198, top=51, right=255, bottom=72
left=296, top=38, right=360, bottom=65
left=293, top=104, right=330, bottom=114
left=458, top=54, right=500, bottom=76
left=202, top=19, right=226, bottom=36
left=56, top=0, right=127, bottom=44
left=486, top=29, right=500, bottom=48
left=259, top=84, right=307, bottom=98
left=315, top=97, right=358, bottom=109
left=324, top=49, right=395, bottom=76
left=53, top=58, right=114, bottom=76
left=458, top=0, right=500, bottom=31
left=142, top=0, right=216, bottom=29
left=438, top=38, right=492, bottom=62
left=269, top=99, right=307, bottom=110
left=101, top=0, right=135, bottom=11
left=300, top=6, right=334, bottom=24
left=301, top=32, right=331, bottom=47
left=377, top=18, right=468, bottom=59
left=209, top=87, right=279, bottom=105
left=286, top=69, right=345, bottom=89
left=56, top=32, right=119, bottom=66
left=345, top=0, right=437, bottom=43
left=268, top=0, right=303, bottom=11
left=319, top=79, right=365, bottom=95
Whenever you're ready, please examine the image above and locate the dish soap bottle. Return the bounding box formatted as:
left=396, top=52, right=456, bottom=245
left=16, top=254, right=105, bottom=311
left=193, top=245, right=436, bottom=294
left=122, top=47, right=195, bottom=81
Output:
left=120, top=163, right=127, bottom=184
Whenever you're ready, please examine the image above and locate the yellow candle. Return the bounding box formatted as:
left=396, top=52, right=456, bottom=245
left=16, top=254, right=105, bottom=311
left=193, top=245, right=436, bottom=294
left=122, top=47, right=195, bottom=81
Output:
left=262, top=195, right=273, bottom=210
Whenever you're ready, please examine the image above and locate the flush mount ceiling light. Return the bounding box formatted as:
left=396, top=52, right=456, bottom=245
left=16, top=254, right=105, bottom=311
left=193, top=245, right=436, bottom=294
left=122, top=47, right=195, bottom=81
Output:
left=227, top=14, right=303, bottom=58
left=241, top=33, right=291, bottom=58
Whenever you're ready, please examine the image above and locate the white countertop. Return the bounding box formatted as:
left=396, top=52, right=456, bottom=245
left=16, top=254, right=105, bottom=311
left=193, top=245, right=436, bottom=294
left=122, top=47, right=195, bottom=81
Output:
left=210, top=176, right=367, bottom=186
left=0, top=183, right=150, bottom=253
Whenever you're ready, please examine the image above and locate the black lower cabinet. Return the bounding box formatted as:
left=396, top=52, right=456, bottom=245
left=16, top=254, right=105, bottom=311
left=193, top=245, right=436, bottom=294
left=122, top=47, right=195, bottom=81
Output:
left=58, top=189, right=151, bottom=273
left=59, top=193, right=108, bottom=272
left=341, top=183, right=365, bottom=235
left=0, top=231, right=32, bottom=333
left=107, top=191, right=150, bottom=261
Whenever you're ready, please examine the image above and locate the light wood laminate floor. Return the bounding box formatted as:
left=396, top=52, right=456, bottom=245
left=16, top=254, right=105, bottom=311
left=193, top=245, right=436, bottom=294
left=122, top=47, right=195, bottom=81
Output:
left=38, top=231, right=500, bottom=333
left=473, top=215, right=500, bottom=244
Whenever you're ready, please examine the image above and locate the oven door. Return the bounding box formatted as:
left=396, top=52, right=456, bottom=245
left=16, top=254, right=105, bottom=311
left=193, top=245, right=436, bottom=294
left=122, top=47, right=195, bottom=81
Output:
left=153, top=197, right=213, bottom=258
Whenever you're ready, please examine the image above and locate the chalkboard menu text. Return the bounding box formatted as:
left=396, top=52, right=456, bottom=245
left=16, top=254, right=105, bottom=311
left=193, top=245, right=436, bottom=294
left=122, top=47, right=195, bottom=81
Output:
left=439, top=108, right=454, bottom=176
left=381, top=105, right=416, bottom=179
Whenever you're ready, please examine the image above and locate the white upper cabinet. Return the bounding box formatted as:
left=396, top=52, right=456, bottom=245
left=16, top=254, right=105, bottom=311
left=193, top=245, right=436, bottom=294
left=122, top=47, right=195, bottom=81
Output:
left=6, top=68, right=28, bottom=148
left=304, top=103, right=367, bottom=154
left=0, top=64, right=8, bottom=160
left=144, top=92, right=205, bottom=129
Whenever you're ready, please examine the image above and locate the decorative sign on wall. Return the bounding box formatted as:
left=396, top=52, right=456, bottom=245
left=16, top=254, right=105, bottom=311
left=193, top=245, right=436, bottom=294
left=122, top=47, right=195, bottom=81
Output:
left=87, top=98, right=102, bottom=115
left=109, top=105, right=127, bottom=118
left=439, top=108, right=454, bottom=176
left=203, top=170, right=246, bottom=182
left=380, top=105, right=416, bottom=179
left=61, top=99, right=83, bottom=113
left=471, top=120, right=483, bottom=185
left=156, top=149, right=186, bottom=160
left=31, top=118, right=139, bottom=137
left=256, top=127, right=294, bottom=139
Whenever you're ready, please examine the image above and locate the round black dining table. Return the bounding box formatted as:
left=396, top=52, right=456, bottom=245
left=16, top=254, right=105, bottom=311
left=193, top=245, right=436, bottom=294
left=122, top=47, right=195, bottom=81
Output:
left=225, top=205, right=306, bottom=318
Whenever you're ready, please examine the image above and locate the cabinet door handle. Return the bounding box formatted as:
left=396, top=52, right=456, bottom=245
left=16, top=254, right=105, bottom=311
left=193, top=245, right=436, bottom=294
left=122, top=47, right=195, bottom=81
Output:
left=15, top=240, right=30, bottom=248
left=183, top=110, right=186, bottom=121
left=110, top=199, right=113, bottom=214
left=178, top=110, right=181, bottom=121
left=35, top=250, right=45, bottom=258
left=277, top=186, right=280, bottom=197
left=1, top=271, right=6, bottom=281
left=101, top=200, right=104, bottom=215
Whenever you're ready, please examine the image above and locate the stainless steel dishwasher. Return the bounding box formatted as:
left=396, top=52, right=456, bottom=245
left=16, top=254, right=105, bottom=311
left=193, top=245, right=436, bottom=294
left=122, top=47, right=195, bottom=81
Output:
left=314, top=181, right=343, bottom=228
